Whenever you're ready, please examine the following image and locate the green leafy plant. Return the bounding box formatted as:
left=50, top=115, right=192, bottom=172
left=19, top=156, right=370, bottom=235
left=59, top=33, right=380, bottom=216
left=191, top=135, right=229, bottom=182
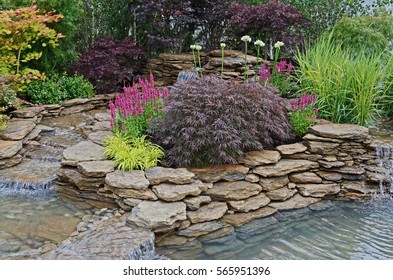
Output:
left=0, top=75, right=18, bottom=107
left=331, top=7, right=393, bottom=55
left=27, top=74, right=94, bottom=104
left=104, top=133, right=164, bottom=171
left=0, top=5, right=64, bottom=93
left=296, top=33, right=393, bottom=126
left=0, top=114, right=9, bottom=131
left=290, top=93, right=318, bottom=137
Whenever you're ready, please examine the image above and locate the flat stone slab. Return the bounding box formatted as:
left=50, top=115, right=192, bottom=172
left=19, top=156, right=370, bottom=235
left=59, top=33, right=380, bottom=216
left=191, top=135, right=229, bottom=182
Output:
left=0, top=154, right=23, bottom=169
left=188, top=164, right=249, bottom=183
left=222, top=206, right=277, bottom=227
left=259, top=175, right=289, bottom=191
left=183, top=196, right=211, bottom=210
left=63, top=141, right=106, bottom=163
left=253, top=159, right=319, bottom=177
left=152, top=180, right=204, bottom=202
left=269, top=194, right=320, bottom=210
left=105, top=170, right=149, bottom=190
left=177, top=221, right=225, bottom=237
left=297, top=183, right=340, bottom=198
left=145, top=166, right=195, bottom=185
left=227, top=193, right=270, bottom=212
left=186, top=202, right=228, bottom=223
left=0, top=140, right=22, bottom=159
left=306, top=141, right=340, bottom=155
left=105, top=186, right=157, bottom=200
left=127, top=200, right=186, bottom=230
left=276, top=143, right=307, bottom=155
left=237, top=150, right=281, bottom=166
left=77, top=160, right=117, bottom=178
left=266, top=187, right=298, bottom=201
left=87, top=131, right=112, bottom=146
left=309, top=124, right=368, bottom=139
left=94, top=112, right=111, bottom=122
left=289, top=172, right=322, bottom=183
left=205, top=181, right=262, bottom=201
left=45, top=218, right=154, bottom=260
left=92, top=121, right=111, bottom=131
left=11, top=106, right=44, bottom=118
left=1, top=120, right=36, bottom=140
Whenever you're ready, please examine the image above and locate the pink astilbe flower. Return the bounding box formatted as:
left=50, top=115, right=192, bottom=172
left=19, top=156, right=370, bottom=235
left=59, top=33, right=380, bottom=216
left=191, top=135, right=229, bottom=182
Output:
left=259, top=64, right=271, bottom=83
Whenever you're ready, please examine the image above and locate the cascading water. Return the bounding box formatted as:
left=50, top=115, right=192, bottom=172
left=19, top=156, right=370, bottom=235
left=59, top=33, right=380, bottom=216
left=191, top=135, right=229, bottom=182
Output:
left=375, top=145, right=393, bottom=196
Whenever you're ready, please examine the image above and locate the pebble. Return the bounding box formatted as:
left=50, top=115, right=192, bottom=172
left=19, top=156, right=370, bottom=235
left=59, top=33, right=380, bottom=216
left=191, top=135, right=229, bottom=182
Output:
left=4, top=214, right=16, bottom=219
left=82, top=214, right=93, bottom=222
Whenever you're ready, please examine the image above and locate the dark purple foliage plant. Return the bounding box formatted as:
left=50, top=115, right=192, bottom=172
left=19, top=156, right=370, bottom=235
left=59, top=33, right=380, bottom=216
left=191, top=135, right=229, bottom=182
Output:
left=69, top=37, right=146, bottom=94
left=228, top=1, right=309, bottom=57
left=150, top=77, right=292, bottom=167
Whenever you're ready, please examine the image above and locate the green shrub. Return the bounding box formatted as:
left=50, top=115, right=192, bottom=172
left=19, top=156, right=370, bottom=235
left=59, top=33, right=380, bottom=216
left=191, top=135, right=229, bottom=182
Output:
left=27, top=74, right=94, bottom=104
left=0, top=75, right=18, bottom=107
left=104, top=133, right=164, bottom=171
left=296, top=33, right=393, bottom=126
left=331, top=8, right=393, bottom=55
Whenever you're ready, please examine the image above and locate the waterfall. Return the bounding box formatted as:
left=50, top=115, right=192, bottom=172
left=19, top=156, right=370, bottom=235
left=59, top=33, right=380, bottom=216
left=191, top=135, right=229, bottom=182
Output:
left=375, top=145, right=393, bottom=196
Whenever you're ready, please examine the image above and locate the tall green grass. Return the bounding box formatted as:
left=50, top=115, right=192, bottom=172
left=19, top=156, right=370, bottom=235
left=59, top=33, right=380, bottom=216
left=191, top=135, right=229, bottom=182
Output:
left=296, top=34, right=393, bottom=126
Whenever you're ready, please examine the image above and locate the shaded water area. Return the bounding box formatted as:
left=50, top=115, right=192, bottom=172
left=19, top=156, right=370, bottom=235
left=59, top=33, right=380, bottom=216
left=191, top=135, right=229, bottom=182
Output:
left=0, top=114, right=94, bottom=259
left=157, top=199, right=393, bottom=260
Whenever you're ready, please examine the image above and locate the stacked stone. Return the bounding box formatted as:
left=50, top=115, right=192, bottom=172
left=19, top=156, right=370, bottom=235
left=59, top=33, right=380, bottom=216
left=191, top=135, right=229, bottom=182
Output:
left=304, top=124, right=378, bottom=198
left=143, top=50, right=269, bottom=85
left=55, top=140, right=117, bottom=208
left=0, top=107, right=45, bottom=169
left=40, top=94, right=116, bottom=118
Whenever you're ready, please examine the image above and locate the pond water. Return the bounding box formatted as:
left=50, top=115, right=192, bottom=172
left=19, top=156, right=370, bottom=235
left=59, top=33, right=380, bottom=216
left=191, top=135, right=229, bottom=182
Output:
left=0, top=113, right=95, bottom=259
left=156, top=199, right=393, bottom=260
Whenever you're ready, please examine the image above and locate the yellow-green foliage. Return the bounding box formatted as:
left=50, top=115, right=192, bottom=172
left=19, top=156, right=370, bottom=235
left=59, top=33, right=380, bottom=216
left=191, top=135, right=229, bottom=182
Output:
left=0, top=114, right=8, bottom=131
left=104, top=133, right=164, bottom=171
left=0, top=5, right=63, bottom=92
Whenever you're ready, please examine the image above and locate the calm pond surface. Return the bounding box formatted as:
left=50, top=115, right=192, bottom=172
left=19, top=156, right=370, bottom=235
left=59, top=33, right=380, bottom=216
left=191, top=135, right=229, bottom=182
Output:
left=157, top=199, right=393, bottom=260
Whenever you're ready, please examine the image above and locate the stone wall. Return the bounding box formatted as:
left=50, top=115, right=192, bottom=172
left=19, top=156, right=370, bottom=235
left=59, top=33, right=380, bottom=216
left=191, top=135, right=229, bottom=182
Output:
left=56, top=122, right=388, bottom=240
left=0, top=95, right=115, bottom=171
left=143, top=50, right=270, bottom=86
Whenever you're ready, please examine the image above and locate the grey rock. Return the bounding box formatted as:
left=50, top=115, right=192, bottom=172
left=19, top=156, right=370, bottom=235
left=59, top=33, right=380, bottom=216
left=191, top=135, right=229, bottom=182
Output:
left=309, top=124, right=368, bottom=140
left=105, top=170, right=149, bottom=190
left=77, top=160, right=117, bottom=177
left=183, top=196, right=211, bottom=210
left=87, top=131, right=112, bottom=146
left=127, top=200, right=186, bottom=230
left=63, top=141, right=106, bottom=164
left=227, top=193, right=270, bottom=212
left=177, top=221, right=225, bottom=237
left=205, top=181, right=262, bottom=201
left=269, top=194, right=320, bottom=210
left=152, top=180, right=203, bottom=202
left=1, top=120, right=36, bottom=141
left=266, top=187, right=298, bottom=201
left=296, top=183, right=340, bottom=197
left=0, top=140, right=22, bottom=159
left=222, top=206, right=277, bottom=227
left=188, top=164, right=249, bottom=183
left=253, top=159, right=319, bottom=177
left=145, top=166, right=195, bottom=185
left=276, top=143, right=307, bottom=155
left=237, top=150, right=281, bottom=166
left=186, top=202, right=228, bottom=223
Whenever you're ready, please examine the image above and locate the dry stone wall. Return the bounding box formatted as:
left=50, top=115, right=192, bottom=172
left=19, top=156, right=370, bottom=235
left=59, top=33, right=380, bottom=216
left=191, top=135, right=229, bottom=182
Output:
left=55, top=122, right=387, bottom=240
left=143, top=50, right=270, bottom=86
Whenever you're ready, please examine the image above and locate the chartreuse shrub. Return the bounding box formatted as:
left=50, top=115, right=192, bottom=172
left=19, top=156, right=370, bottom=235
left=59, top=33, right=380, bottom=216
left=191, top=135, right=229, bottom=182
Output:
left=0, top=5, right=63, bottom=94
left=104, top=133, right=164, bottom=171
left=296, top=33, right=393, bottom=126
left=27, top=74, right=94, bottom=104
left=150, top=77, right=292, bottom=167
left=331, top=7, right=393, bottom=55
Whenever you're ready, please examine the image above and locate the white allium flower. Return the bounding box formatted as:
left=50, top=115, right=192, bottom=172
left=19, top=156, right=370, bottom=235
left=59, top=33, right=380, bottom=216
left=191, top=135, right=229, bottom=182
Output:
left=195, top=45, right=202, bottom=51
left=254, top=40, right=265, bottom=47
left=220, top=43, right=226, bottom=48
left=190, top=45, right=196, bottom=50
left=274, top=41, right=284, bottom=49
left=241, top=35, right=251, bottom=42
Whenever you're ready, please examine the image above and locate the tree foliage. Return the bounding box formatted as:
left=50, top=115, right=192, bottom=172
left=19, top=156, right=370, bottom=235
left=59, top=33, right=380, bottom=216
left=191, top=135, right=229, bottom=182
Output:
left=0, top=4, right=63, bottom=92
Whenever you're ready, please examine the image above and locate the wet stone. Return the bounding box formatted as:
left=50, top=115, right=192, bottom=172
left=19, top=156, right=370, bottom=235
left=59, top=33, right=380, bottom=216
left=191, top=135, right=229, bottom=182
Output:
left=222, top=206, right=277, bottom=227
left=177, top=221, right=225, bottom=237
left=227, top=193, right=270, bottom=212
left=269, top=194, right=321, bottom=211
left=1, top=120, right=36, bottom=141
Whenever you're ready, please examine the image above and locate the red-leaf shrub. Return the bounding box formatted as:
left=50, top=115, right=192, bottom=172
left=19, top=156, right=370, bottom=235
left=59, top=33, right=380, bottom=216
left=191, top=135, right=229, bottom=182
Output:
left=228, top=1, right=309, bottom=56
left=150, top=77, right=292, bottom=167
left=69, top=37, right=146, bottom=94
